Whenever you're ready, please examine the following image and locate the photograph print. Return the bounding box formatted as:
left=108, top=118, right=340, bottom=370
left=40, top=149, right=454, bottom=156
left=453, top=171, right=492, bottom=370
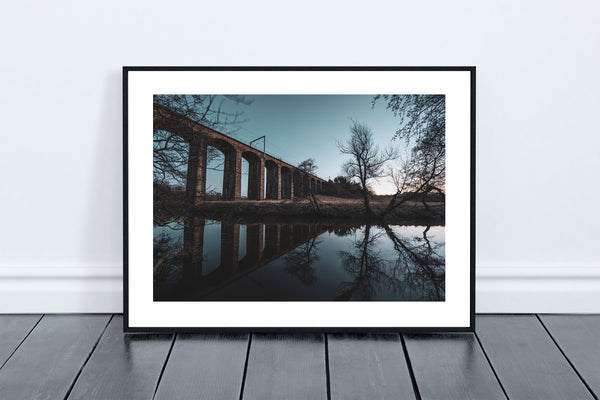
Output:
left=125, top=68, right=474, bottom=331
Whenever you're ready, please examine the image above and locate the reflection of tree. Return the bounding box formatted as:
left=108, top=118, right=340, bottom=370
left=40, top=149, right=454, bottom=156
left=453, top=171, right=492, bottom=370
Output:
left=284, top=236, right=320, bottom=285
left=336, top=225, right=402, bottom=300
left=153, top=223, right=184, bottom=283
left=153, top=217, right=220, bottom=283
left=330, top=226, right=357, bottom=237
left=384, top=225, right=445, bottom=300
left=335, top=225, right=445, bottom=301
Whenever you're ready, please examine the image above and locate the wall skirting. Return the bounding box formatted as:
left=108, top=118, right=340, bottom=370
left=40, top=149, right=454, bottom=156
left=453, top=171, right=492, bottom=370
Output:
left=0, top=266, right=598, bottom=313
left=0, top=266, right=123, bottom=313
left=476, top=266, right=600, bottom=313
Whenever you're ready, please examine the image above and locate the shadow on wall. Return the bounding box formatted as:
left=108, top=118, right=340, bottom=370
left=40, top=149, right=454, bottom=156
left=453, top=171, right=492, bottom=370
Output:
left=79, top=69, right=123, bottom=271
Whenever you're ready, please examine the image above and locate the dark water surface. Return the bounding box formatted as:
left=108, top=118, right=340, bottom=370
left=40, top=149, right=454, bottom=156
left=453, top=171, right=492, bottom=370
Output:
left=154, top=218, right=445, bottom=301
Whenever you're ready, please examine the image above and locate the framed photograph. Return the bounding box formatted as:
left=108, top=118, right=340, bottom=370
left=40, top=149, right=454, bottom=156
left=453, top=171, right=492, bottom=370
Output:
left=124, top=67, right=475, bottom=332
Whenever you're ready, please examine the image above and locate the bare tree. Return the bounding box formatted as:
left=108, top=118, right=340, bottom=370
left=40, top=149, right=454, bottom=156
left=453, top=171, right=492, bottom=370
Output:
left=298, top=158, right=323, bottom=216
left=373, top=94, right=445, bottom=148
left=373, top=95, right=446, bottom=218
left=337, top=120, right=397, bottom=217
left=298, top=158, right=318, bottom=174
left=383, top=140, right=445, bottom=216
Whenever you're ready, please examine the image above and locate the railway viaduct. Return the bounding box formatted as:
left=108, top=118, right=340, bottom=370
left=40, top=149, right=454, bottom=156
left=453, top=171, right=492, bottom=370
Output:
left=154, top=104, right=327, bottom=205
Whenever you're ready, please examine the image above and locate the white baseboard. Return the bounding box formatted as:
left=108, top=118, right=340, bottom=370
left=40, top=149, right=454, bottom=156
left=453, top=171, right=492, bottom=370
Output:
left=476, top=266, right=600, bottom=313
left=0, top=266, right=598, bottom=313
left=0, top=266, right=123, bottom=313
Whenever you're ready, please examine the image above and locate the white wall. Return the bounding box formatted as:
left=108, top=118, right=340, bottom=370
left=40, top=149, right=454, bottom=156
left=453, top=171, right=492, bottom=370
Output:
left=1, top=0, right=599, bottom=312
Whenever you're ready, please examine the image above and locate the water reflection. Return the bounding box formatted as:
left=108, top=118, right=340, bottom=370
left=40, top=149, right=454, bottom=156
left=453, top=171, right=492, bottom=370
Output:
left=284, top=236, right=320, bottom=286
left=385, top=225, right=445, bottom=301
left=154, top=218, right=445, bottom=301
left=335, top=224, right=445, bottom=301
left=336, top=225, right=394, bottom=301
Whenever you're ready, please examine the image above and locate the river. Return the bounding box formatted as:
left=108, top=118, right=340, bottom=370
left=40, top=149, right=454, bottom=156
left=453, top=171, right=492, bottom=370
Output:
left=153, top=218, right=445, bottom=302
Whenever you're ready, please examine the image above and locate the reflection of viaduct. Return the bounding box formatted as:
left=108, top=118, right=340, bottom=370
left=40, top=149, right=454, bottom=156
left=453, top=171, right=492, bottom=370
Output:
left=154, top=105, right=327, bottom=204
left=179, top=218, right=326, bottom=300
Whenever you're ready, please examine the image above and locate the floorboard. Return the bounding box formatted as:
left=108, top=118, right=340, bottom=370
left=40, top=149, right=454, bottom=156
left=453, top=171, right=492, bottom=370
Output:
left=66, top=315, right=173, bottom=400
left=0, top=314, right=41, bottom=368
left=0, top=314, right=110, bottom=400
left=242, top=333, right=327, bottom=400
left=154, top=333, right=249, bottom=400
left=328, top=333, right=416, bottom=400
left=0, top=314, right=598, bottom=399
left=476, top=315, right=594, bottom=400
left=404, top=333, right=506, bottom=400
left=539, top=314, right=600, bottom=398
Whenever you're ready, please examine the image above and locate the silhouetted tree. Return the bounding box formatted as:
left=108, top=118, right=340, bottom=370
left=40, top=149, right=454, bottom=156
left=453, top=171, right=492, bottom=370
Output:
left=297, top=158, right=322, bottom=214
left=322, top=176, right=363, bottom=198
left=373, top=94, right=445, bottom=148
left=298, top=158, right=318, bottom=174
left=373, top=95, right=446, bottom=217
left=337, top=121, right=397, bottom=216
left=383, top=141, right=445, bottom=216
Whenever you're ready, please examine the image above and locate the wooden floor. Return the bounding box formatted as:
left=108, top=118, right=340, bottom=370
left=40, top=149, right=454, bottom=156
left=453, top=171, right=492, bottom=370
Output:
left=0, top=315, right=598, bottom=399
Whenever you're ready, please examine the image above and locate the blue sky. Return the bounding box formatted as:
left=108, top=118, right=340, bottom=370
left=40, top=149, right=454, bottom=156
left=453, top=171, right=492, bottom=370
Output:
left=205, top=95, right=407, bottom=195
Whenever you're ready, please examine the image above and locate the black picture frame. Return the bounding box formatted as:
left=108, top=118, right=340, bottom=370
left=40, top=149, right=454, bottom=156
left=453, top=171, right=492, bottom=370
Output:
left=123, top=66, right=476, bottom=333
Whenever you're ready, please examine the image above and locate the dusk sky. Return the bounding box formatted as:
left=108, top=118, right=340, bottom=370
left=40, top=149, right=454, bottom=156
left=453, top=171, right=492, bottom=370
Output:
left=205, top=95, right=408, bottom=196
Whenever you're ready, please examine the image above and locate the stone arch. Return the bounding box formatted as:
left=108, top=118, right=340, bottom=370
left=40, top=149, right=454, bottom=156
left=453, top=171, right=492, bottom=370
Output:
left=302, top=174, right=310, bottom=196
left=293, top=170, right=302, bottom=198
left=242, top=151, right=263, bottom=200
left=280, top=167, right=292, bottom=199
left=206, top=138, right=239, bottom=200
left=265, top=160, right=280, bottom=200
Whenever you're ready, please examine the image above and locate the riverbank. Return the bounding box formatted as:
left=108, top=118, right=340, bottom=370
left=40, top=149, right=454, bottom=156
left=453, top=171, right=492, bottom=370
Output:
left=189, top=195, right=444, bottom=225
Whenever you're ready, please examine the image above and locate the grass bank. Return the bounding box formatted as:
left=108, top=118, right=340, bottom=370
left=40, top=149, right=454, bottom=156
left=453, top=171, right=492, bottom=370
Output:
left=190, top=195, right=444, bottom=226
